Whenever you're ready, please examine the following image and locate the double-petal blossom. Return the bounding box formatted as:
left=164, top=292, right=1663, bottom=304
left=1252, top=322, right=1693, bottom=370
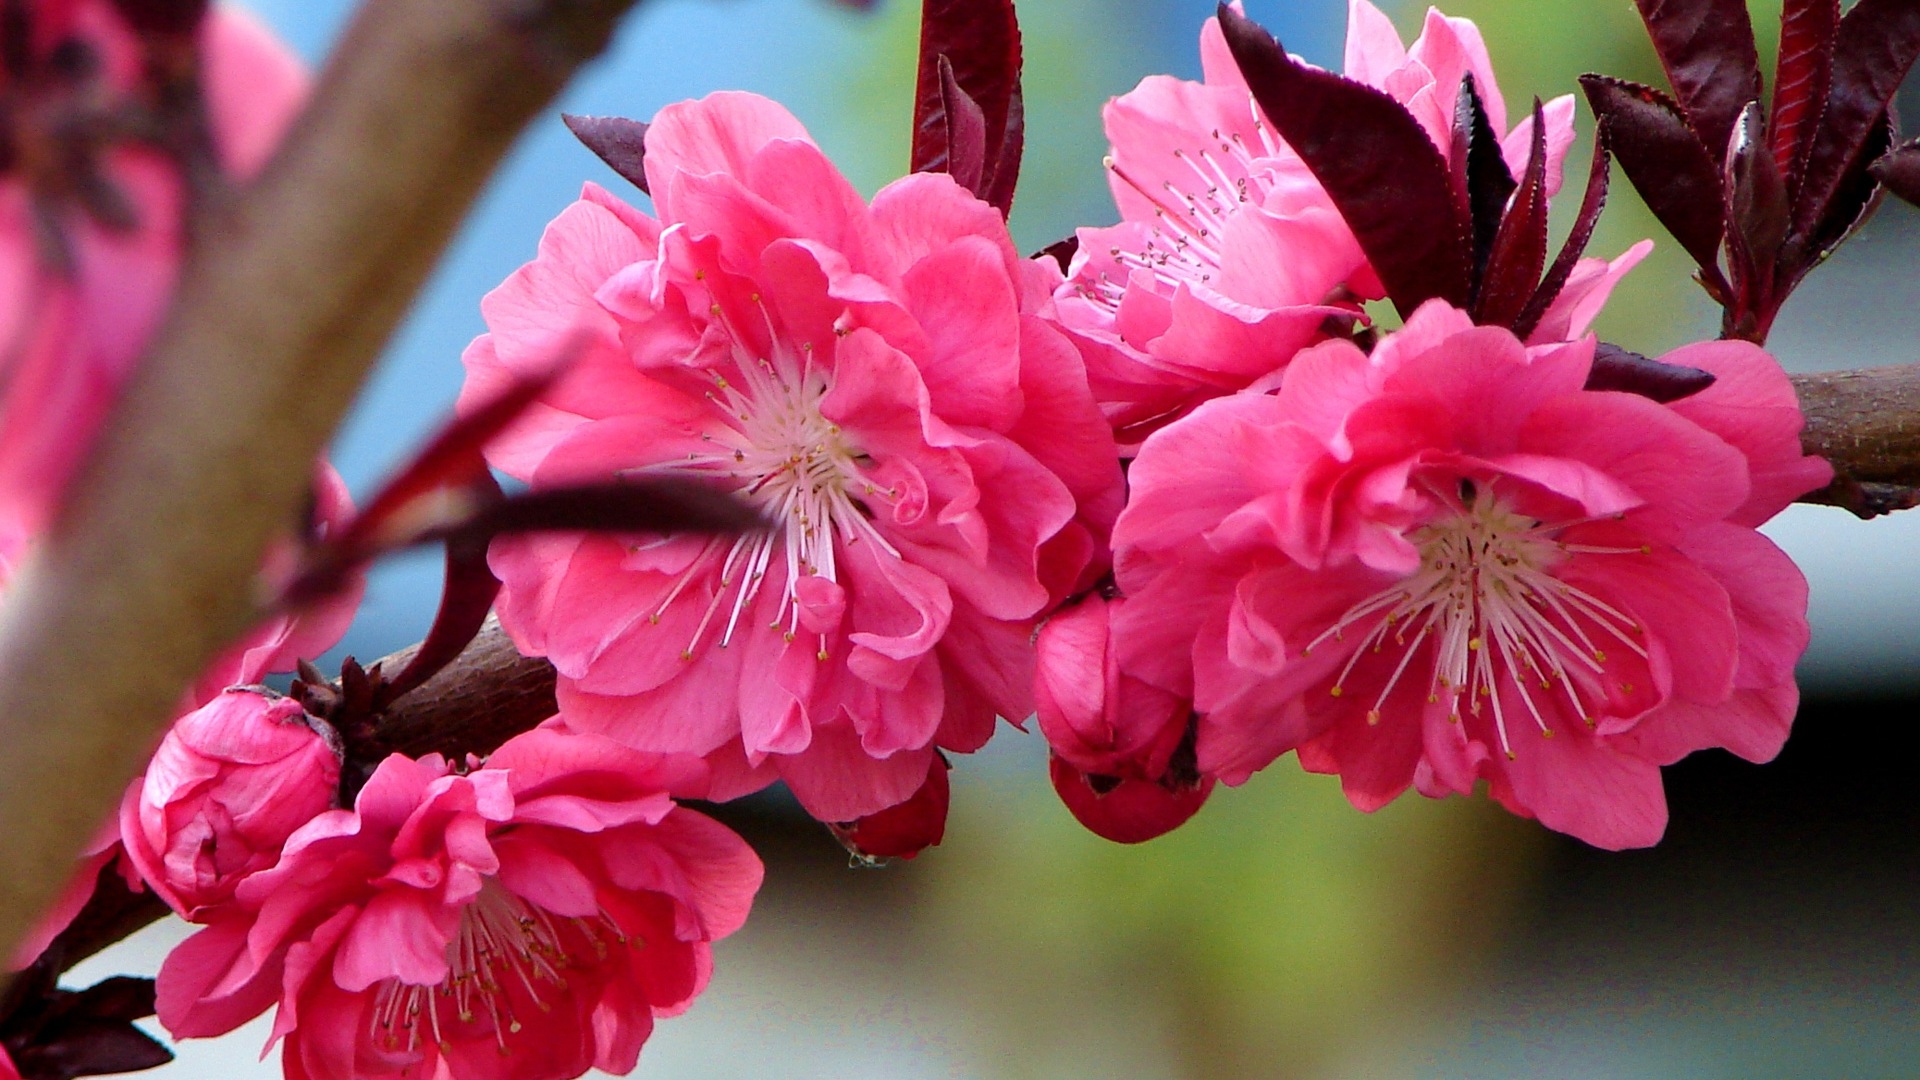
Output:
left=1111, top=301, right=1829, bottom=848
left=466, top=91, right=1123, bottom=821
left=156, top=728, right=762, bottom=1080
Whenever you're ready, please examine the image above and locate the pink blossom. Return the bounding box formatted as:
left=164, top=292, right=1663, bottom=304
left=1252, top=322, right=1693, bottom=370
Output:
left=1046, top=1, right=1616, bottom=446
left=465, top=91, right=1123, bottom=821
left=156, top=728, right=762, bottom=1080
left=120, top=687, right=342, bottom=920
left=1034, top=595, right=1212, bottom=842
left=1110, top=301, right=1830, bottom=849
left=0, top=1043, right=16, bottom=1080
left=0, top=2, right=307, bottom=529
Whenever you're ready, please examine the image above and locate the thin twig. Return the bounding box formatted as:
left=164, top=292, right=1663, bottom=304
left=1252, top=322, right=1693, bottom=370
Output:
left=0, top=0, right=643, bottom=970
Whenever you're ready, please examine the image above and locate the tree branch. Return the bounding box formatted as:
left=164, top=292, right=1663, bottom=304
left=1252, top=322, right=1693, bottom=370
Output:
left=1792, top=367, right=1920, bottom=517
left=0, top=0, right=643, bottom=969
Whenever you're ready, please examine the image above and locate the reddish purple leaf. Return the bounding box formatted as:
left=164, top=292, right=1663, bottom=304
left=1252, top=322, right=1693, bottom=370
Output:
left=981, top=86, right=1025, bottom=215
left=1792, top=108, right=1893, bottom=287
left=1870, top=138, right=1920, bottom=207
left=1035, top=234, right=1079, bottom=274
left=16, top=1019, right=173, bottom=1080
left=1513, top=125, right=1612, bottom=341
left=1454, top=74, right=1516, bottom=296
left=564, top=113, right=651, bottom=195
left=1631, top=0, right=1763, bottom=161
left=107, top=0, right=207, bottom=35
left=1218, top=4, right=1470, bottom=313
left=935, top=55, right=988, bottom=196
left=1723, top=102, right=1789, bottom=314
left=911, top=0, right=1023, bottom=217
left=336, top=364, right=563, bottom=560
left=1771, top=0, right=1839, bottom=188
left=1581, top=75, right=1727, bottom=290
left=1586, top=342, right=1716, bottom=402
left=1792, top=0, right=1920, bottom=245
left=1474, top=98, right=1551, bottom=329
left=375, top=491, right=504, bottom=710
left=441, top=478, right=762, bottom=543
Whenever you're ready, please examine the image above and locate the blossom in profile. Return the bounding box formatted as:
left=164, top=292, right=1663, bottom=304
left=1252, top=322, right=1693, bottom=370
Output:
left=1034, top=595, right=1212, bottom=842
left=465, top=91, right=1123, bottom=822
left=1110, top=301, right=1829, bottom=849
left=1046, top=0, right=1607, bottom=446
left=155, top=728, right=762, bottom=1080
left=119, top=687, right=341, bottom=920
left=0, top=2, right=308, bottom=529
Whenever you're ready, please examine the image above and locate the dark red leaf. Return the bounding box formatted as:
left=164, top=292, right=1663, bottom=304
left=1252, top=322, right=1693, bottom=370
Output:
left=935, top=55, right=988, bottom=196
left=911, top=0, right=1022, bottom=216
left=1792, top=0, right=1920, bottom=244
left=374, top=489, right=505, bottom=710
left=1798, top=107, right=1893, bottom=272
left=1631, top=0, right=1763, bottom=160
left=1870, top=138, right=1920, bottom=207
left=1771, top=0, right=1839, bottom=188
left=1454, top=74, right=1517, bottom=297
left=1218, top=4, right=1470, bottom=313
left=442, top=478, right=763, bottom=544
left=563, top=114, right=650, bottom=195
left=1035, top=234, right=1079, bottom=274
left=334, top=364, right=563, bottom=561
left=1580, top=75, right=1727, bottom=290
left=15, top=1018, right=173, bottom=1079
left=107, top=0, right=206, bottom=35
left=980, top=85, right=1025, bottom=215
left=1723, top=102, right=1789, bottom=321
left=65, top=980, right=154, bottom=1026
left=1474, top=98, right=1551, bottom=329
left=1585, top=342, right=1716, bottom=402
left=1514, top=126, right=1613, bottom=341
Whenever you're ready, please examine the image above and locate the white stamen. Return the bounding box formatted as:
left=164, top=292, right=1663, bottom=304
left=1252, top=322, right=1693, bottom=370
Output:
left=1317, top=485, right=1648, bottom=757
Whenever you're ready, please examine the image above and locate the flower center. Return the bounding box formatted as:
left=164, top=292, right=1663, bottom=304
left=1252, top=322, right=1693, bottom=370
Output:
left=631, top=296, right=899, bottom=661
left=1084, top=100, right=1282, bottom=308
left=367, top=881, right=628, bottom=1058
left=1305, top=481, right=1649, bottom=758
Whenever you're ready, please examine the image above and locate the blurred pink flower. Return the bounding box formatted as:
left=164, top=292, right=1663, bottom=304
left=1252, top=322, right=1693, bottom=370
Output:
left=0, top=2, right=307, bottom=529
left=465, top=91, right=1123, bottom=821
left=1045, top=0, right=1612, bottom=447
left=1034, top=595, right=1212, bottom=842
left=120, top=687, right=341, bottom=920
left=156, top=728, right=762, bottom=1080
left=1111, top=301, right=1829, bottom=849
left=0, top=1043, right=16, bottom=1080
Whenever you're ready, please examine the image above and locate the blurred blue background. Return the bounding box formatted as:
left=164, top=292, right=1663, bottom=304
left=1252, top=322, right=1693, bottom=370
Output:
left=83, top=2, right=1920, bottom=1078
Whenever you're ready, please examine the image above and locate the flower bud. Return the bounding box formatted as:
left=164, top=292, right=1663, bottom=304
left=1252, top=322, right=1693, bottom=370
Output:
left=1035, top=596, right=1213, bottom=842
left=121, top=687, right=340, bottom=919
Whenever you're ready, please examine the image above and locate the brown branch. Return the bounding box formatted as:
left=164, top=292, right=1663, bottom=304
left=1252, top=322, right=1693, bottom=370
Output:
left=0, top=0, right=643, bottom=970
left=1792, top=367, right=1920, bottom=517
left=362, top=617, right=557, bottom=761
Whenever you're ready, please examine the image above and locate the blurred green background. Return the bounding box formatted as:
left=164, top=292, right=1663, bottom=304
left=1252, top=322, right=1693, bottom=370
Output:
left=86, top=1, right=1920, bottom=1077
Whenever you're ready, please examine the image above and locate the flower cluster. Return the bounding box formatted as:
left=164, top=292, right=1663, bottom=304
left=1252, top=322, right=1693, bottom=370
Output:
left=0, top=0, right=1853, bottom=1076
